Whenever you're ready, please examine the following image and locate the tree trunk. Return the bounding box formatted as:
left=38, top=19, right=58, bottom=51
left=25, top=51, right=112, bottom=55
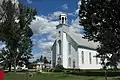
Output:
left=8, top=63, right=11, bottom=72
left=105, top=69, right=107, bottom=80
left=14, top=59, right=16, bottom=72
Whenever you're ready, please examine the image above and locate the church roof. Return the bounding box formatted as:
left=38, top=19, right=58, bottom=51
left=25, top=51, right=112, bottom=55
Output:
left=63, top=27, right=99, bottom=50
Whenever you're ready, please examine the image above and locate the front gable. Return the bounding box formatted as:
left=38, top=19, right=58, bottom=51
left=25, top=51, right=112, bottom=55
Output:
left=66, top=33, right=78, bottom=51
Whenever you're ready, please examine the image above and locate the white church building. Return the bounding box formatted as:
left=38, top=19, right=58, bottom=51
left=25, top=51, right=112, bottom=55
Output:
left=51, top=14, right=102, bottom=69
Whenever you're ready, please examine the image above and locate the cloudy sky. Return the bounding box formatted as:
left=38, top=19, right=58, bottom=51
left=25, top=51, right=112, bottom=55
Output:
left=1, top=0, right=83, bottom=61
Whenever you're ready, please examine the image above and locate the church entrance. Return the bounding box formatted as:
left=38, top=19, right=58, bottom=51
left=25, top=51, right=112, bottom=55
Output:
left=73, top=60, right=75, bottom=69
left=57, top=57, right=62, bottom=65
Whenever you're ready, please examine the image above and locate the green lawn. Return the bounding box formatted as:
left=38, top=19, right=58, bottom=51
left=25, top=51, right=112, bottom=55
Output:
left=4, top=72, right=120, bottom=80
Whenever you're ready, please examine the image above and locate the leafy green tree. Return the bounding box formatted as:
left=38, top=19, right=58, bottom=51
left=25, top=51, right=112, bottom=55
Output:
left=43, top=57, right=48, bottom=64
left=36, top=59, right=40, bottom=63
left=79, top=0, right=120, bottom=69
left=79, top=0, right=120, bottom=79
left=43, top=57, right=48, bottom=68
left=49, top=60, right=51, bottom=64
left=40, top=55, right=43, bottom=62
left=0, top=47, right=12, bottom=71
left=0, top=0, right=37, bottom=72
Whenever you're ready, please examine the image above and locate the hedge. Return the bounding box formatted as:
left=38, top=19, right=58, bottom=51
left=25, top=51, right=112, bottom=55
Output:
left=65, top=70, right=120, bottom=77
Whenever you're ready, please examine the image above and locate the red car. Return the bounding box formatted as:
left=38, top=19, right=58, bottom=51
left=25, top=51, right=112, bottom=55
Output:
left=0, top=65, right=4, bottom=80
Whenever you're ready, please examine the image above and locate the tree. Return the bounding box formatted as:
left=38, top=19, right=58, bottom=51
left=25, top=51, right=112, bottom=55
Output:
left=43, top=57, right=48, bottom=64
left=0, top=47, right=12, bottom=71
left=79, top=0, right=120, bottom=79
left=36, top=59, right=40, bottom=63
left=43, top=57, right=48, bottom=68
left=79, top=0, right=120, bottom=68
left=40, top=55, right=43, bottom=62
left=0, top=0, right=37, bottom=72
left=49, top=60, right=51, bottom=64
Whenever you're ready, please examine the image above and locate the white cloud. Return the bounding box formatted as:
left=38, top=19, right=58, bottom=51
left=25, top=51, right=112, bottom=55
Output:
left=37, top=41, right=53, bottom=50
left=53, top=11, right=64, bottom=18
left=75, top=9, right=79, bottom=15
left=27, top=0, right=32, bottom=4
left=61, top=4, right=68, bottom=10
left=68, top=13, right=75, bottom=16
left=0, top=44, right=6, bottom=50
left=78, top=0, right=81, bottom=8
left=70, top=0, right=83, bottom=33
left=47, top=11, right=64, bottom=20
left=30, top=15, right=59, bottom=34
left=75, top=0, right=81, bottom=15
left=70, top=17, right=84, bottom=33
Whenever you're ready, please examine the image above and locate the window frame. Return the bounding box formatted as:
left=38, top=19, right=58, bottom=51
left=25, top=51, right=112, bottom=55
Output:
left=68, top=57, right=71, bottom=67
left=96, top=53, right=98, bottom=64
left=89, top=52, right=92, bottom=64
left=81, top=51, right=84, bottom=64
left=58, top=40, right=62, bottom=55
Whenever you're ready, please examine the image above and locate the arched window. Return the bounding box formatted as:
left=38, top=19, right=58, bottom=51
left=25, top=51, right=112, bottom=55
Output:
left=73, top=59, right=75, bottom=68
left=81, top=51, right=84, bottom=64
left=68, top=57, right=71, bottom=67
left=58, top=40, right=61, bottom=55
left=57, top=57, right=62, bottom=65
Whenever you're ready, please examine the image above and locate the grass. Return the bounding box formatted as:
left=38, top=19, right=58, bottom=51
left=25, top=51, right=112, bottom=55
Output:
left=4, top=72, right=120, bottom=80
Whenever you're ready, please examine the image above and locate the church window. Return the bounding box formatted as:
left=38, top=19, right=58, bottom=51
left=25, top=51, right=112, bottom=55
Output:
left=65, top=17, right=67, bottom=20
left=96, top=53, right=98, bottom=64
left=57, top=57, right=62, bottom=65
left=73, top=59, right=75, bottom=68
left=81, top=51, right=84, bottom=64
left=89, top=52, right=92, bottom=64
left=58, top=40, right=61, bottom=55
left=58, top=31, right=61, bottom=37
left=53, top=63, right=55, bottom=67
left=68, top=57, right=71, bottom=67
left=68, top=43, right=71, bottom=55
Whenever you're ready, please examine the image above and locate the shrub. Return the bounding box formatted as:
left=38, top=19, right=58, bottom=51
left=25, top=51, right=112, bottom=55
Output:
left=53, top=65, right=64, bottom=72
left=65, top=70, right=120, bottom=77
left=49, top=69, right=54, bottom=72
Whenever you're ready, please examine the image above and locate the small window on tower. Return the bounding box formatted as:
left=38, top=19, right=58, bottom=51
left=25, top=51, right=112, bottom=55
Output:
left=62, top=17, right=64, bottom=24
left=65, top=17, right=66, bottom=20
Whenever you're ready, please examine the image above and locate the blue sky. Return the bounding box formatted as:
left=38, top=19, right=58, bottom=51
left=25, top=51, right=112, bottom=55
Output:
left=21, top=0, right=79, bottom=23
left=0, top=0, right=83, bottom=61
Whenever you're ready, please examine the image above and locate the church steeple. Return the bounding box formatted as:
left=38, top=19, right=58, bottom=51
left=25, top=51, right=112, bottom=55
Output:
left=59, top=14, right=67, bottom=24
